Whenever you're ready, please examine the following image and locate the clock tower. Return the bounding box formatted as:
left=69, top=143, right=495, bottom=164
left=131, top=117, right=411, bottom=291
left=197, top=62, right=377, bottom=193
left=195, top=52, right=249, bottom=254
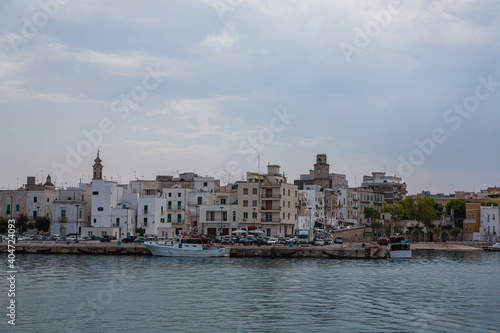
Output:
left=313, top=154, right=330, bottom=189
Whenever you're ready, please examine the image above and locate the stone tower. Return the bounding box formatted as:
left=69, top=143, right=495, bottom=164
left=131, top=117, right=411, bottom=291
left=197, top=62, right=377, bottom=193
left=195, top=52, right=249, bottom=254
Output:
left=313, top=154, right=330, bottom=189
left=92, top=150, right=103, bottom=180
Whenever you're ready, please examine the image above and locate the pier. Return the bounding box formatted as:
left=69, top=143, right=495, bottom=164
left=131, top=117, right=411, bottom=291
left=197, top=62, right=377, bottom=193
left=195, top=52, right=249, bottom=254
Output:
left=1, top=242, right=388, bottom=258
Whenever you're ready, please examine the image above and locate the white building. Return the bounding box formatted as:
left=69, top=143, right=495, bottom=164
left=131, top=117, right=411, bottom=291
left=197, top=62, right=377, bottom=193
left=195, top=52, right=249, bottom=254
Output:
left=480, top=206, right=499, bottom=242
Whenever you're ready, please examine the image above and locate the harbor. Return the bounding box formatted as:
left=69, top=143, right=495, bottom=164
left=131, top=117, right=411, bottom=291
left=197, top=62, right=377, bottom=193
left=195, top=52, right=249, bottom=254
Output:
left=0, top=241, right=488, bottom=258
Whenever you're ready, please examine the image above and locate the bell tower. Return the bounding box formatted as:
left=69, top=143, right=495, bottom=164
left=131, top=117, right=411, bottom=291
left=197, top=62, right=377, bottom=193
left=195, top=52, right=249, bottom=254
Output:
left=313, top=154, right=330, bottom=189
left=92, top=150, right=103, bottom=180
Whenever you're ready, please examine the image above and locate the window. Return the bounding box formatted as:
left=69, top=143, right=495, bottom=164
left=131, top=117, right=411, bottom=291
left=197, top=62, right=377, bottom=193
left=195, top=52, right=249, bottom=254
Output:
left=233, top=211, right=236, bottom=221
left=16, top=204, right=19, bottom=212
left=144, top=205, right=148, bottom=213
left=252, top=212, right=257, bottom=219
left=243, top=212, right=248, bottom=219
left=177, top=202, right=182, bottom=210
left=6, top=204, right=10, bottom=214
left=34, top=197, right=38, bottom=203
left=243, top=200, right=248, bottom=207
left=204, top=182, right=208, bottom=186
left=160, top=218, right=165, bottom=223
left=144, top=217, right=148, bottom=226
left=288, top=190, right=290, bottom=196
left=288, top=213, right=290, bottom=219
left=168, top=201, right=172, bottom=209
left=47, top=198, right=49, bottom=202
left=177, top=214, right=182, bottom=223
left=93, top=219, right=96, bottom=223
left=253, top=188, right=258, bottom=195
left=168, top=193, right=172, bottom=197
left=252, top=200, right=257, bottom=207
left=61, top=209, right=66, bottom=218
left=116, top=218, right=120, bottom=226
left=98, top=207, right=104, bottom=211
left=167, top=214, right=172, bottom=223
left=288, top=201, right=290, bottom=208
left=178, top=193, right=181, bottom=198
left=161, top=206, right=164, bottom=214
left=93, top=192, right=99, bottom=195
left=243, top=188, right=248, bottom=195
left=221, top=198, right=226, bottom=205
left=283, top=189, right=285, bottom=196
left=33, top=211, right=37, bottom=219
left=197, top=197, right=203, bottom=205
left=79, top=210, right=82, bottom=219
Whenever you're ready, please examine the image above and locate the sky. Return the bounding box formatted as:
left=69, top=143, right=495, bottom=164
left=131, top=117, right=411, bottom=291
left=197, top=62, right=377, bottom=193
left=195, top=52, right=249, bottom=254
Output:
left=0, top=0, right=499, bottom=195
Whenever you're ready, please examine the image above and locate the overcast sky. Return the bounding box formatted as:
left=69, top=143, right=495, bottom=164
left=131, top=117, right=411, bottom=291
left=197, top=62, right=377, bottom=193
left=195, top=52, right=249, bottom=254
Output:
left=1, top=0, right=499, bottom=195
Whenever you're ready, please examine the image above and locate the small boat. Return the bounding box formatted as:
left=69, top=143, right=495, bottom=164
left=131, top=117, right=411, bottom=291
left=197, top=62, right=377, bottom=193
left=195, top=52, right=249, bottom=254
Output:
left=144, top=238, right=230, bottom=258
left=388, top=236, right=411, bottom=259
left=483, top=243, right=500, bottom=252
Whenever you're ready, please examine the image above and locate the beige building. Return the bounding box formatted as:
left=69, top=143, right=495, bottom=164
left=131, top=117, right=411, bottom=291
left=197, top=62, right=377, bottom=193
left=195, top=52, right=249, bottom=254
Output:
left=237, top=164, right=298, bottom=237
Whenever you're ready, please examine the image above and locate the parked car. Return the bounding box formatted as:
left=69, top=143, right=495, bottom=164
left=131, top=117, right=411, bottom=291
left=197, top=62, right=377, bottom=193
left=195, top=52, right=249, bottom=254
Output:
left=277, top=237, right=288, bottom=245
left=121, top=236, right=138, bottom=243
left=134, top=237, right=147, bottom=243
left=100, top=235, right=112, bottom=242
left=243, top=236, right=257, bottom=245
left=221, top=237, right=232, bottom=245
left=334, top=236, right=343, bottom=244
left=314, top=238, right=325, bottom=246
left=266, top=238, right=278, bottom=245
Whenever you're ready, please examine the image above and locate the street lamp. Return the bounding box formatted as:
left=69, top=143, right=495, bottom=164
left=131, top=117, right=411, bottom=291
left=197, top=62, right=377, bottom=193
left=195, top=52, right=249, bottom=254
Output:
left=75, top=204, right=79, bottom=243
left=194, top=205, right=199, bottom=232
left=220, top=206, right=224, bottom=238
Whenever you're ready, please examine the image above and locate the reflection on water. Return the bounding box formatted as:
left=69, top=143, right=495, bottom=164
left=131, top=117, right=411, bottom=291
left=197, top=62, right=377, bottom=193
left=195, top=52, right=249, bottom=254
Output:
left=1, top=251, right=500, bottom=333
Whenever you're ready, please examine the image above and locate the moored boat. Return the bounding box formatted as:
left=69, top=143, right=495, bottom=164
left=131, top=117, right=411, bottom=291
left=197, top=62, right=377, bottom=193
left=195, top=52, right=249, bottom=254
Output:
left=388, top=236, right=412, bottom=259
left=483, top=243, right=500, bottom=252
left=144, top=238, right=230, bottom=257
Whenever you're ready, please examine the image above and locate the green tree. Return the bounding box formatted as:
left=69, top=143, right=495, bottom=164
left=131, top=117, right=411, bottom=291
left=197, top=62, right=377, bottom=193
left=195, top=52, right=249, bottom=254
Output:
left=450, top=228, right=461, bottom=240
left=35, top=217, right=51, bottom=233
left=0, top=218, right=8, bottom=234
left=16, top=214, right=29, bottom=233
left=364, top=207, right=380, bottom=223
left=371, top=220, right=383, bottom=240
left=135, top=228, right=145, bottom=236
left=385, top=226, right=392, bottom=236
left=381, top=202, right=404, bottom=221
left=432, top=226, right=442, bottom=242
left=400, top=196, right=417, bottom=220
left=445, top=199, right=466, bottom=219
left=416, top=195, right=436, bottom=227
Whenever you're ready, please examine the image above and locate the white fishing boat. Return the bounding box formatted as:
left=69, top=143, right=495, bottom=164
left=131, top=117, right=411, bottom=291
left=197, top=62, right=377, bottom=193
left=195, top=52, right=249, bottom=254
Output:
left=483, top=243, right=500, bottom=252
left=388, top=236, right=412, bottom=259
left=144, top=238, right=230, bottom=257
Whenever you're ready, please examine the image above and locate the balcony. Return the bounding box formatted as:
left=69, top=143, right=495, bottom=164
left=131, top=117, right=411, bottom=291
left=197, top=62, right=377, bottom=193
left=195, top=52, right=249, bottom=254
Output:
left=261, top=194, right=281, bottom=199
left=261, top=218, right=281, bottom=223
left=143, top=210, right=148, bottom=214
left=59, top=217, right=67, bottom=222
left=261, top=206, right=281, bottom=211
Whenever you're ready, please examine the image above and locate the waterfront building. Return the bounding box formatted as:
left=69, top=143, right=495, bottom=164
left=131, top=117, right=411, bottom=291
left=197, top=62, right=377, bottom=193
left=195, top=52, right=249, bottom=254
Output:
left=353, top=187, right=384, bottom=225
left=463, top=202, right=481, bottom=241
left=238, top=164, right=298, bottom=237
left=137, top=195, right=168, bottom=238
left=479, top=206, right=499, bottom=242
left=162, top=186, right=190, bottom=237
left=297, top=185, right=327, bottom=229
left=360, top=172, right=407, bottom=204
left=51, top=184, right=91, bottom=235
left=294, top=154, right=348, bottom=190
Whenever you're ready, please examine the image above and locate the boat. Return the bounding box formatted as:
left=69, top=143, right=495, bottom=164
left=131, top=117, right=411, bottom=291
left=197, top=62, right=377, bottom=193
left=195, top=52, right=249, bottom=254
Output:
left=144, top=238, right=230, bottom=257
left=483, top=243, right=500, bottom=252
left=387, top=236, right=412, bottom=259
